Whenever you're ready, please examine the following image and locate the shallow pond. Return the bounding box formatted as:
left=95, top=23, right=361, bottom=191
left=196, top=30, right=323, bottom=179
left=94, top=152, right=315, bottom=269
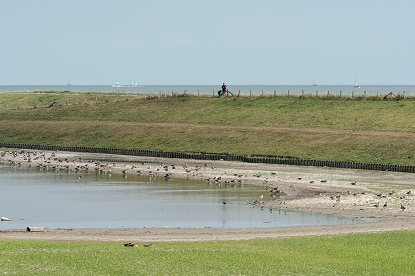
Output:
left=0, top=165, right=369, bottom=230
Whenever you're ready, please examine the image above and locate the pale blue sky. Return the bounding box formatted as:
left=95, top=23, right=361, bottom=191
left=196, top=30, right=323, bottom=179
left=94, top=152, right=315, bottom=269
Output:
left=1, top=0, right=413, bottom=85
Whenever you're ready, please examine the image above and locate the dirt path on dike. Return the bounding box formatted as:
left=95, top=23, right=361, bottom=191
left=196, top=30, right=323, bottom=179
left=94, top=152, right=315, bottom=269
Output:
left=1, top=149, right=415, bottom=242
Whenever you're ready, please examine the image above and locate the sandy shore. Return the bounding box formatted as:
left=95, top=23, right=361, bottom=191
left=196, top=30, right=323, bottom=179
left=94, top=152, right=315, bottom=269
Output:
left=1, top=149, right=415, bottom=242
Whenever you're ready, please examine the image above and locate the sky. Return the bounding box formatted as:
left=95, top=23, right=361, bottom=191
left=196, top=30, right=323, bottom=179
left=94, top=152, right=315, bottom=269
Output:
left=0, top=0, right=414, bottom=85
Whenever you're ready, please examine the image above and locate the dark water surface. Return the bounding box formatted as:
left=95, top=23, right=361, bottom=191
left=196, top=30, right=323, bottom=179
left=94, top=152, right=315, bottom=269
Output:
left=0, top=165, right=370, bottom=230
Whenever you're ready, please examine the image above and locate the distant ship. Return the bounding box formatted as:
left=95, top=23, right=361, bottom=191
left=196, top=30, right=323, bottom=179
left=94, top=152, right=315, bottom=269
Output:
left=112, top=83, right=123, bottom=88
left=111, top=81, right=139, bottom=88
left=353, top=77, right=360, bottom=88
left=125, top=81, right=139, bottom=87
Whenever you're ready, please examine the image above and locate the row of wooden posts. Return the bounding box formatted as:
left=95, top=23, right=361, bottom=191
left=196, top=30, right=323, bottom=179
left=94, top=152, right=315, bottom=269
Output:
left=170, top=89, right=407, bottom=98
left=1, top=142, right=415, bottom=173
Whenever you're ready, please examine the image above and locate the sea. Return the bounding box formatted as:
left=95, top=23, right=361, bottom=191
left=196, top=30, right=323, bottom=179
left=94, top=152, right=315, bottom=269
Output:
left=0, top=84, right=414, bottom=97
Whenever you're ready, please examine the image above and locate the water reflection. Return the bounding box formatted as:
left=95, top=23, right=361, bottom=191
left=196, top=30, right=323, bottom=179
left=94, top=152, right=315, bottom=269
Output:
left=0, top=165, right=369, bottom=230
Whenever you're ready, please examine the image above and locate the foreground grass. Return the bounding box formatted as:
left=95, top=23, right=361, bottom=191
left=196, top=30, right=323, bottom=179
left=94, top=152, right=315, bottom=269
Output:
left=1, top=92, right=415, bottom=165
left=1, top=231, right=414, bottom=275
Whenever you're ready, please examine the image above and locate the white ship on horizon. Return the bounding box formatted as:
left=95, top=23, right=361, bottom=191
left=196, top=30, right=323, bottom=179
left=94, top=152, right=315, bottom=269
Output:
left=112, top=83, right=123, bottom=88
left=125, top=81, right=139, bottom=87
left=353, top=76, right=360, bottom=88
left=111, top=81, right=139, bottom=88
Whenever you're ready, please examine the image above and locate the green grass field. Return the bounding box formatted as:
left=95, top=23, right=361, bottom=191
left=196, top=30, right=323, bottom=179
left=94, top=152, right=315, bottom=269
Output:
left=1, top=92, right=415, bottom=165
left=1, top=231, right=414, bottom=275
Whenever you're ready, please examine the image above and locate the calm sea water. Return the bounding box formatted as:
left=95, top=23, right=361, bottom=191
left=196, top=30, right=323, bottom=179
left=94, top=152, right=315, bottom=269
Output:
left=0, top=84, right=414, bottom=96
left=0, top=165, right=369, bottom=230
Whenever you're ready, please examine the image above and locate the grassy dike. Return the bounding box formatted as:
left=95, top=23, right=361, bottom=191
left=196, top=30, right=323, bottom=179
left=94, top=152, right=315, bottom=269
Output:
left=1, top=231, right=415, bottom=275
left=1, top=91, right=415, bottom=165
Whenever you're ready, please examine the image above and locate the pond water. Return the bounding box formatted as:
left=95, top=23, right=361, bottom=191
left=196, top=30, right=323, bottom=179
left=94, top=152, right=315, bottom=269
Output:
left=0, top=165, right=369, bottom=230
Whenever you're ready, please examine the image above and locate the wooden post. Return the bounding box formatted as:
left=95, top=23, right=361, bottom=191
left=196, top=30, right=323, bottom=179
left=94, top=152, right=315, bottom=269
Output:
left=274, top=90, right=276, bottom=96
left=262, top=90, right=264, bottom=96
left=288, top=90, right=290, bottom=96
left=250, top=90, right=252, bottom=97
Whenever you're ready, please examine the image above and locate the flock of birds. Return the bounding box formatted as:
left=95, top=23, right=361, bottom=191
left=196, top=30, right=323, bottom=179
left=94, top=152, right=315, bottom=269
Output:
left=317, top=181, right=411, bottom=211
left=123, top=242, right=152, bottom=248
left=1, top=149, right=414, bottom=213
left=1, top=150, right=250, bottom=189
left=369, top=191, right=411, bottom=211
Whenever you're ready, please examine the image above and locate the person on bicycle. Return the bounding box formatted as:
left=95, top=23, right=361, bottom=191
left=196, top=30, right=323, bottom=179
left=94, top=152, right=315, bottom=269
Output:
left=221, top=83, right=227, bottom=95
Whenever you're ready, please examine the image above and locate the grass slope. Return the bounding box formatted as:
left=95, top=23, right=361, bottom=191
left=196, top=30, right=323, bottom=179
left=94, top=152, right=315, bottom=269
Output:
left=1, top=231, right=415, bottom=275
left=1, top=92, right=415, bottom=165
